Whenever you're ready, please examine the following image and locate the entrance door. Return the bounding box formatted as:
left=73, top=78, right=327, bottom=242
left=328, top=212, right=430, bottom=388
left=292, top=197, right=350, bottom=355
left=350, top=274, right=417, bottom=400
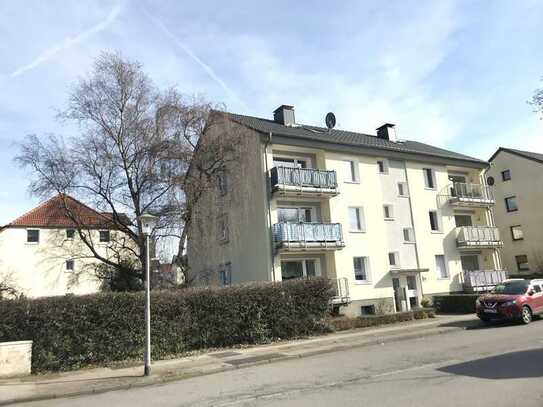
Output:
left=406, top=276, right=418, bottom=309
left=461, top=255, right=480, bottom=271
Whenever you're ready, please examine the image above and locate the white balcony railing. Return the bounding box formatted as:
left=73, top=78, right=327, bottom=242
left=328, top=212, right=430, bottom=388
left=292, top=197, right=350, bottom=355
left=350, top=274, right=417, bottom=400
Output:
left=456, top=226, right=503, bottom=249
left=270, top=166, right=338, bottom=195
left=273, top=222, right=344, bottom=250
left=331, top=277, right=350, bottom=305
left=444, top=182, right=495, bottom=206
left=462, top=270, right=508, bottom=292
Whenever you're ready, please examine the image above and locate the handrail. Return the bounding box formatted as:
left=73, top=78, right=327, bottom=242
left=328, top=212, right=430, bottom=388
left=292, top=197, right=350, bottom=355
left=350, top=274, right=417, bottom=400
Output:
left=457, top=226, right=501, bottom=243
left=270, top=166, right=338, bottom=190
left=447, top=182, right=494, bottom=201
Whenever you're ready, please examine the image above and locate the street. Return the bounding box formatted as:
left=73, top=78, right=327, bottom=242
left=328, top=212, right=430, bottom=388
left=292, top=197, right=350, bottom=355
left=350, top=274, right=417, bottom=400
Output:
left=19, top=318, right=543, bottom=407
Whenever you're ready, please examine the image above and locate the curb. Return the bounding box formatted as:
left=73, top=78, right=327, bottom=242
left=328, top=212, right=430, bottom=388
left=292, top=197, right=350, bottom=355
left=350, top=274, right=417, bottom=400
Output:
left=0, top=323, right=466, bottom=406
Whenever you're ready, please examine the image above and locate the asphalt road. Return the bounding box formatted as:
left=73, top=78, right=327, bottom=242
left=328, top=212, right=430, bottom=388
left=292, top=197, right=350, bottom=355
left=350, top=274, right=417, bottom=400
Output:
left=19, top=317, right=543, bottom=407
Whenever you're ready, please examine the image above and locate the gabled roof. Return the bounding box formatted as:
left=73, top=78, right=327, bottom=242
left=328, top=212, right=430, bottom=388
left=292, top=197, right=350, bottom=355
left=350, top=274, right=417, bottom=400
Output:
left=2, top=194, right=129, bottom=229
left=489, top=147, right=543, bottom=165
left=227, top=112, right=488, bottom=167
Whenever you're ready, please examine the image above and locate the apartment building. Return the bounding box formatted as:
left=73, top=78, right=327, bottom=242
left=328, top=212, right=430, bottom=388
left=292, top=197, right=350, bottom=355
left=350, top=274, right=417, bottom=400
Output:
left=487, top=147, right=543, bottom=276
left=188, top=105, right=504, bottom=316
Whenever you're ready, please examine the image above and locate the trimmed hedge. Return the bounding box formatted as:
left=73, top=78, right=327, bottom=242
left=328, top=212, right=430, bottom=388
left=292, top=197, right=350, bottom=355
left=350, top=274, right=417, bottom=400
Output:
left=0, top=279, right=332, bottom=373
left=329, top=308, right=435, bottom=331
left=432, top=294, right=478, bottom=314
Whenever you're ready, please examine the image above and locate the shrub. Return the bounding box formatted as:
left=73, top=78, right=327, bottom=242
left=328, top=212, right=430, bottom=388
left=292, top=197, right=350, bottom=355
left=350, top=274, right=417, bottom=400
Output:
left=0, top=278, right=332, bottom=372
left=328, top=308, right=434, bottom=332
left=432, top=294, right=478, bottom=314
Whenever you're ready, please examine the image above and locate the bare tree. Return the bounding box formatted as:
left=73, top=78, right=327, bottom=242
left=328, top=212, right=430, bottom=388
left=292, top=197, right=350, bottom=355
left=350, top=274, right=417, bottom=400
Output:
left=530, top=80, right=543, bottom=118
left=0, top=271, right=20, bottom=300
left=16, top=51, right=239, bottom=286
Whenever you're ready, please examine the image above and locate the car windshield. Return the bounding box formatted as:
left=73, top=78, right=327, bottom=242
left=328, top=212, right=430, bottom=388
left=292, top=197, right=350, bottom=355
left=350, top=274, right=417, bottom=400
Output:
left=491, top=281, right=529, bottom=295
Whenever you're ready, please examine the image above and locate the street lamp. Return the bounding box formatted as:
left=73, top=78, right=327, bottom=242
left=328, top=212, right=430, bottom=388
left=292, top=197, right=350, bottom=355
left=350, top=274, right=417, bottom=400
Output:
left=138, top=212, right=158, bottom=376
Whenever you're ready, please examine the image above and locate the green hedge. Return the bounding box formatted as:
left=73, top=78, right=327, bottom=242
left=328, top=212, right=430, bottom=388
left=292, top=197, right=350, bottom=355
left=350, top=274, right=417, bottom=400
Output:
left=329, top=308, right=435, bottom=331
left=0, top=279, right=332, bottom=372
left=432, top=294, right=478, bottom=314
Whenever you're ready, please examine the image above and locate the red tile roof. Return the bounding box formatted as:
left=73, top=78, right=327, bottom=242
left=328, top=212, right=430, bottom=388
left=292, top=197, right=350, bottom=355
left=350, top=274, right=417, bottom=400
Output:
left=5, top=194, right=127, bottom=229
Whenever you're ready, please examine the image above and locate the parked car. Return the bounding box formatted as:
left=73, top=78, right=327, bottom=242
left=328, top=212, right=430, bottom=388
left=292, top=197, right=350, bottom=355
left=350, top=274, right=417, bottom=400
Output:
left=476, top=279, right=543, bottom=324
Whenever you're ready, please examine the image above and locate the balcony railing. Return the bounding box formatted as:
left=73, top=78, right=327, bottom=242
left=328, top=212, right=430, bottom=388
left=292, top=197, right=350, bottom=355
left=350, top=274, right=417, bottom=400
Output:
left=331, top=277, right=351, bottom=305
left=270, top=166, right=338, bottom=196
left=273, top=222, right=344, bottom=250
left=456, top=226, right=503, bottom=249
left=461, top=270, right=508, bottom=292
left=446, top=182, right=495, bottom=206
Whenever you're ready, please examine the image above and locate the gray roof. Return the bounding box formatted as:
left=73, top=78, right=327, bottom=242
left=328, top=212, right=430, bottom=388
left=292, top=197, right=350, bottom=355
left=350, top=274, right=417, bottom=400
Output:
left=489, top=147, right=543, bottom=164
left=228, top=112, right=488, bottom=166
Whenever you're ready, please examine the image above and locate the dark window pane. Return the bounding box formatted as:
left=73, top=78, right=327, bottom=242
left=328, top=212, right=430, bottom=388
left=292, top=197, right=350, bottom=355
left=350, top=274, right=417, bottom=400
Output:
left=99, top=230, right=110, bottom=242
left=27, top=230, right=39, bottom=243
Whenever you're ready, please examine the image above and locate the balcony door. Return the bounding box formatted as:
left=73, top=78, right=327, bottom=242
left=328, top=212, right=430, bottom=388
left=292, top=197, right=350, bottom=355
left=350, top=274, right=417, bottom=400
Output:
left=278, top=206, right=317, bottom=223
left=461, top=255, right=480, bottom=271
left=454, top=214, right=473, bottom=227
left=281, top=259, right=320, bottom=280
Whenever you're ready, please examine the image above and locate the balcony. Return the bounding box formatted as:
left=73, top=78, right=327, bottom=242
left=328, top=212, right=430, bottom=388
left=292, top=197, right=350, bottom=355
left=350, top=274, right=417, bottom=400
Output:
left=443, top=182, right=495, bottom=207
left=456, top=226, right=503, bottom=250
left=461, top=270, right=508, bottom=292
left=270, top=166, right=338, bottom=198
left=272, top=222, right=345, bottom=251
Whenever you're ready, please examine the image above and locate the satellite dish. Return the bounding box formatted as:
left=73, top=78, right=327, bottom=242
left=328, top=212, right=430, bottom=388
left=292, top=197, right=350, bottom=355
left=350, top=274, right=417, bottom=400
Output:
left=325, top=112, right=336, bottom=130
left=487, top=176, right=495, bottom=186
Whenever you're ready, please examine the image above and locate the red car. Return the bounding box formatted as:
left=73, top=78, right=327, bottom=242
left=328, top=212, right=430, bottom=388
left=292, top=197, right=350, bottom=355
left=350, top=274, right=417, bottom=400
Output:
left=476, top=279, right=543, bottom=324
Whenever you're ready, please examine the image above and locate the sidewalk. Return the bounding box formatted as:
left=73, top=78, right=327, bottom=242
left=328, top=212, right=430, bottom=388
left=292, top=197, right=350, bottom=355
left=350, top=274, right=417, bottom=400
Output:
left=0, top=314, right=476, bottom=406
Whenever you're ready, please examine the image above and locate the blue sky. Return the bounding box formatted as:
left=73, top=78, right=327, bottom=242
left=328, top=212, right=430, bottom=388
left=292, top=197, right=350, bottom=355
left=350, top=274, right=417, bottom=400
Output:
left=1, top=0, right=543, bottom=225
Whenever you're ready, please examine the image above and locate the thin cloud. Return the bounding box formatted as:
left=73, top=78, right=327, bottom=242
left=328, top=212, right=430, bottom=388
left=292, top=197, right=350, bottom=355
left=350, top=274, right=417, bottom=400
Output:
left=144, top=9, right=249, bottom=111
left=10, top=2, right=123, bottom=78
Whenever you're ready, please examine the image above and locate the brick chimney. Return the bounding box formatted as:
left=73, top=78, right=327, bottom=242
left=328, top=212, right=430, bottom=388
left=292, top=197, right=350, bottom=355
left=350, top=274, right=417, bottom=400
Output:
left=376, top=123, right=397, bottom=142
left=273, top=105, right=295, bottom=126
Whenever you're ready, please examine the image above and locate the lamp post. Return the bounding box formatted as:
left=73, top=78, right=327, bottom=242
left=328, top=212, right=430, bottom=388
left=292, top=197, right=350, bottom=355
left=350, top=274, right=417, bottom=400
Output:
left=138, top=213, right=158, bottom=377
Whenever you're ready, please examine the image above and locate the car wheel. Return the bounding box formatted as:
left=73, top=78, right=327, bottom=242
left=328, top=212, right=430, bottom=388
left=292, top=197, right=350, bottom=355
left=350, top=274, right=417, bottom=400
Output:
left=521, top=306, right=532, bottom=325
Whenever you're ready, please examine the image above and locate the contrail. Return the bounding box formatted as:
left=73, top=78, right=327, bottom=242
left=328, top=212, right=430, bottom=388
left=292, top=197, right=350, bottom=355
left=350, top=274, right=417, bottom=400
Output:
left=144, top=9, right=249, bottom=111
left=10, top=2, right=123, bottom=78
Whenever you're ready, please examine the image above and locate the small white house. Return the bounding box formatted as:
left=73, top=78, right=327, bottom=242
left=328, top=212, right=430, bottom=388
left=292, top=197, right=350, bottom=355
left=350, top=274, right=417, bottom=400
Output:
left=0, top=194, right=133, bottom=298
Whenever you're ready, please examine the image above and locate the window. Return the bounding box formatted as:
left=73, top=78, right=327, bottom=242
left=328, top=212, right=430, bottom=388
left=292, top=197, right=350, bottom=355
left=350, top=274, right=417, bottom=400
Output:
left=66, top=229, right=75, bottom=239
left=501, top=169, right=511, bottom=181
left=99, top=230, right=110, bottom=243
left=377, top=160, right=388, bottom=174
left=342, top=160, right=357, bottom=183
left=397, top=182, right=408, bottom=197
left=423, top=168, right=435, bottom=189
left=281, top=259, right=319, bottom=280
left=26, top=229, right=39, bottom=243
left=217, top=214, right=229, bottom=243
left=353, top=257, right=370, bottom=282
left=360, top=305, right=376, bottom=315
left=515, top=255, right=529, bottom=271
left=218, top=170, right=228, bottom=196
left=65, top=259, right=75, bottom=272
left=505, top=196, right=518, bottom=212
left=218, top=263, right=232, bottom=286
left=349, top=207, right=365, bottom=232
left=429, top=211, right=440, bottom=231
left=510, top=225, right=524, bottom=241
left=403, top=228, right=415, bottom=243
left=278, top=207, right=314, bottom=223
left=273, top=157, right=307, bottom=168
left=388, top=252, right=400, bottom=268
left=532, top=285, right=542, bottom=293
left=383, top=205, right=394, bottom=220
left=435, top=255, right=448, bottom=279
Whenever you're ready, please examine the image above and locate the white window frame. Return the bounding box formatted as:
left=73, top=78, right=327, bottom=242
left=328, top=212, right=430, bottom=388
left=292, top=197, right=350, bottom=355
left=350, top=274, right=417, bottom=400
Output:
left=383, top=204, right=394, bottom=220
left=388, top=251, right=400, bottom=269
left=342, top=160, right=358, bottom=183
left=429, top=210, right=441, bottom=232
left=423, top=168, right=436, bottom=189
left=397, top=182, right=409, bottom=197
left=435, top=255, right=448, bottom=279
left=280, top=258, right=322, bottom=279
left=403, top=227, right=415, bottom=243
left=511, top=225, right=524, bottom=241
left=353, top=256, right=371, bottom=283
left=348, top=206, right=366, bottom=232
left=377, top=159, right=388, bottom=174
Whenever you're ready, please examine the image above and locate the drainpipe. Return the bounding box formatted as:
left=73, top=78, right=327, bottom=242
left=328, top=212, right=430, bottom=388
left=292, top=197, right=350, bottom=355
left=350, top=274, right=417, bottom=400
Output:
left=264, top=131, right=276, bottom=281
left=403, top=162, right=425, bottom=299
